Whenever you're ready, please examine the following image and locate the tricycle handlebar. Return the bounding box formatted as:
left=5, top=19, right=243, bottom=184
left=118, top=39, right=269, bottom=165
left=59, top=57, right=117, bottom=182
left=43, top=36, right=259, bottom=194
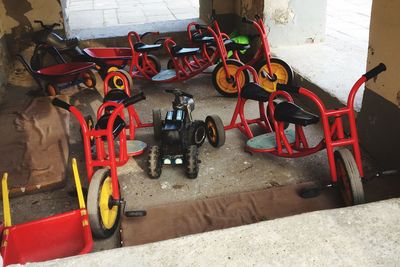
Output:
left=276, top=83, right=300, bottom=94
left=122, top=92, right=146, bottom=107
left=140, top=31, right=160, bottom=39
left=195, top=24, right=208, bottom=30
left=52, top=98, right=72, bottom=111
left=242, top=17, right=254, bottom=24
left=363, top=63, right=386, bottom=81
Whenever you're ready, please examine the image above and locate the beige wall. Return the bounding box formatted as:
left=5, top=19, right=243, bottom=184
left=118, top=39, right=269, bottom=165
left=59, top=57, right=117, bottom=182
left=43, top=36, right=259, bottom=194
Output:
left=366, top=1, right=400, bottom=107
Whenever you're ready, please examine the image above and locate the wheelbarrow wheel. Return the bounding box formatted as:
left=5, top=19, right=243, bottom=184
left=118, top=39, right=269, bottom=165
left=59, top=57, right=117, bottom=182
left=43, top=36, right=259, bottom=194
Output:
left=334, top=149, right=365, bottom=206
left=185, top=145, right=199, bottom=179
left=212, top=59, right=249, bottom=97
left=87, top=168, right=121, bottom=239
left=46, top=83, right=59, bottom=96
left=82, top=70, right=97, bottom=88
left=205, top=115, right=225, bottom=148
left=254, top=57, right=293, bottom=93
left=152, top=109, right=162, bottom=141
left=147, top=145, right=162, bottom=179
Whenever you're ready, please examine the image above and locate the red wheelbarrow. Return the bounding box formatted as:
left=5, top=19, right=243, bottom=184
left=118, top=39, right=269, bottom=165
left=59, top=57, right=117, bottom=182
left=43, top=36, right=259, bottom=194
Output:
left=0, top=158, right=93, bottom=266
left=17, top=45, right=97, bottom=96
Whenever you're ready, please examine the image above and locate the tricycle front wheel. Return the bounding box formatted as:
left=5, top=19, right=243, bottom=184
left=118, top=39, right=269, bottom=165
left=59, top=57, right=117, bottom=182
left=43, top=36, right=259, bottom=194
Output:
left=212, top=59, right=249, bottom=97
left=255, top=58, right=293, bottom=93
left=87, top=168, right=120, bottom=239
left=335, top=149, right=365, bottom=206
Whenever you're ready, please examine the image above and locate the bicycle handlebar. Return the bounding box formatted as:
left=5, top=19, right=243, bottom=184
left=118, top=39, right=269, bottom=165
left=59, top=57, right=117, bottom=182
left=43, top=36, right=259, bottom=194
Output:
left=52, top=98, right=72, bottom=111
left=276, top=84, right=300, bottom=94
left=363, top=63, right=386, bottom=81
left=122, top=92, right=146, bottom=107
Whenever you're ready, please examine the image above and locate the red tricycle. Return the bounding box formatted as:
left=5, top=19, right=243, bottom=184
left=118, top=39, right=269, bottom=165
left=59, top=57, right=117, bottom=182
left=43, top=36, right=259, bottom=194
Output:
left=126, top=20, right=250, bottom=97
left=52, top=86, right=147, bottom=238
left=224, top=63, right=387, bottom=205
left=0, top=158, right=92, bottom=266
left=17, top=46, right=97, bottom=96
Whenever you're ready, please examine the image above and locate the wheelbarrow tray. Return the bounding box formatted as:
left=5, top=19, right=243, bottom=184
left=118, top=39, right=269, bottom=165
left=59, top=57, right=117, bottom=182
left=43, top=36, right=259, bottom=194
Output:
left=36, top=62, right=95, bottom=84
left=1, top=208, right=92, bottom=266
left=83, top=47, right=132, bottom=66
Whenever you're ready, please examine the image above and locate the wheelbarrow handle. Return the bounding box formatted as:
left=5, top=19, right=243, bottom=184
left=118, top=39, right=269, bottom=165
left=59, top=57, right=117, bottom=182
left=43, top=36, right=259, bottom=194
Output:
left=122, top=92, right=146, bottom=107
left=52, top=98, right=72, bottom=111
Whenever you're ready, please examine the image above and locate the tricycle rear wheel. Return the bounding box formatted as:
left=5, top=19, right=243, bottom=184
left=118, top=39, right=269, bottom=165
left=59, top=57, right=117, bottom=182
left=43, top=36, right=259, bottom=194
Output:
left=87, top=168, right=120, bottom=239
left=334, top=149, right=365, bottom=206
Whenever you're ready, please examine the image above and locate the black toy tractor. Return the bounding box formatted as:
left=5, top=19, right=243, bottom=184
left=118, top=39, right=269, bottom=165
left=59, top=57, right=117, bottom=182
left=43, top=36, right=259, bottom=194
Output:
left=148, top=88, right=225, bottom=179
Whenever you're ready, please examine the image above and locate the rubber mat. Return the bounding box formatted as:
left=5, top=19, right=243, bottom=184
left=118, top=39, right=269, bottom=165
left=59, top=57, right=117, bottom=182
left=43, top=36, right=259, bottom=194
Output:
left=121, top=182, right=343, bottom=247
left=0, top=96, right=70, bottom=197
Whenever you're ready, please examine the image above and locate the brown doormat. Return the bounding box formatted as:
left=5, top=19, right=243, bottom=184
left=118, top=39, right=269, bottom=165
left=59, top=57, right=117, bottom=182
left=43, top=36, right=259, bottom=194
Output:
left=121, top=182, right=343, bottom=247
left=0, top=96, right=70, bottom=197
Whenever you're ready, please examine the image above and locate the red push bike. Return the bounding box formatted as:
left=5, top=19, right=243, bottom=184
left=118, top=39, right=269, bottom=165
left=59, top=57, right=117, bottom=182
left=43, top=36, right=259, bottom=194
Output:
left=224, top=63, right=386, bottom=205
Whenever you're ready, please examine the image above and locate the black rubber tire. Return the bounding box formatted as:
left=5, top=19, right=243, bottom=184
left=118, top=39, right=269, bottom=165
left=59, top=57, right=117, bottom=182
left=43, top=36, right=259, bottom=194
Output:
left=82, top=69, right=97, bottom=88
left=46, top=83, right=59, bottom=96
left=334, top=148, right=365, bottom=206
left=152, top=109, right=162, bottom=141
left=187, top=120, right=206, bottom=147
left=212, top=59, right=249, bottom=97
left=139, top=54, right=161, bottom=74
left=185, top=145, right=199, bottom=179
left=205, top=115, right=225, bottom=148
left=254, top=57, right=293, bottom=92
left=147, top=146, right=162, bottom=179
left=87, top=168, right=121, bottom=239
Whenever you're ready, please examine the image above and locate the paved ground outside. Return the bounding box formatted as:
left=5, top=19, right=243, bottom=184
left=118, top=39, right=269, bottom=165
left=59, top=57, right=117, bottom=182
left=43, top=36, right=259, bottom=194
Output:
left=274, top=0, right=372, bottom=110
left=66, top=0, right=199, bottom=31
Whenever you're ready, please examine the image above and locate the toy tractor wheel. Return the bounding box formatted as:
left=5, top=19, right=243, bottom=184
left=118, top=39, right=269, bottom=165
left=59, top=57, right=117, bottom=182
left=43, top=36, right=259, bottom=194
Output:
left=82, top=70, right=97, bottom=88
left=188, top=120, right=206, bottom=147
left=255, top=58, right=293, bottom=93
left=185, top=145, right=199, bottom=179
left=205, top=115, right=225, bottom=148
left=212, top=59, right=249, bottom=97
left=147, top=146, right=162, bottom=179
left=152, top=109, right=162, bottom=141
left=139, top=54, right=161, bottom=74
left=335, top=149, right=365, bottom=206
left=45, top=83, right=59, bottom=96
left=87, top=168, right=121, bottom=238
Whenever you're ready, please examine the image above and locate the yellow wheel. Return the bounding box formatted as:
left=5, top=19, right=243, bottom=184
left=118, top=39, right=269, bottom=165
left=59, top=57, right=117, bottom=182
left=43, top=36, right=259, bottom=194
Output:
left=82, top=70, right=97, bottom=88
left=106, top=66, right=125, bottom=89
left=87, top=168, right=120, bottom=238
left=255, top=58, right=293, bottom=93
left=212, top=59, right=249, bottom=97
left=45, top=83, right=59, bottom=96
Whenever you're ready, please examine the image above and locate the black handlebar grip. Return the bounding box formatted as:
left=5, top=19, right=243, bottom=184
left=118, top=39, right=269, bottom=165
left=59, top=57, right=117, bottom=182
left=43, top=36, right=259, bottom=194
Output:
left=276, top=83, right=300, bottom=94
left=52, top=98, right=72, bottom=111
left=364, top=63, right=386, bottom=81
left=123, top=92, right=146, bottom=107
left=195, top=24, right=208, bottom=30
left=242, top=17, right=253, bottom=24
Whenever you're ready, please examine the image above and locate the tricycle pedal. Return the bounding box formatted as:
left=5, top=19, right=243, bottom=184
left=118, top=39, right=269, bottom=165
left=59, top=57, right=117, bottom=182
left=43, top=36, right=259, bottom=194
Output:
left=124, top=210, right=147, bottom=217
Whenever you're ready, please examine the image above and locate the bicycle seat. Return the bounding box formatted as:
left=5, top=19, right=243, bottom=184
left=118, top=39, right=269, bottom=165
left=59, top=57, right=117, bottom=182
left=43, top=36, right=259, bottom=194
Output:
left=104, top=89, right=129, bottom=103
left=240, top=82, right=270, bottom=102
left=274, top=102, right=319, bottom=126
left=224, top=39, right=250, bottom=51
left=95, top=113, right=126, bottom=140
left=171, top=45, right=200, bottom=57
left=192, top=32, right=214, bottom=44
left=134, top=42, right=162, bottom=52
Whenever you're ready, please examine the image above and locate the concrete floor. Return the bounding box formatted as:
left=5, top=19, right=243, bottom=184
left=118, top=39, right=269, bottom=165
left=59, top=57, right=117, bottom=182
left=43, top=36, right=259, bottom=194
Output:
left=1, top=59, right=379, bottom=254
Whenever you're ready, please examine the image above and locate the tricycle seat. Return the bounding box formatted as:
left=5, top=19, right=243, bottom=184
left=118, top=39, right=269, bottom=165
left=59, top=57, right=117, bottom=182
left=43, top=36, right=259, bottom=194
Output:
left=134, top=42, right=162, bottom=52
left=95, top=114, right=126, bottom=139
left=104, top=89, right=129, bottom=103
left=192, top=32, right=214, bottom=44
left=274, top=102, right=319, bottom=126
left=171, top=46, right=200, bottom=57
left=240, top=82, right=270, bottom=102
left=224, top=39, right=250, bottom=51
